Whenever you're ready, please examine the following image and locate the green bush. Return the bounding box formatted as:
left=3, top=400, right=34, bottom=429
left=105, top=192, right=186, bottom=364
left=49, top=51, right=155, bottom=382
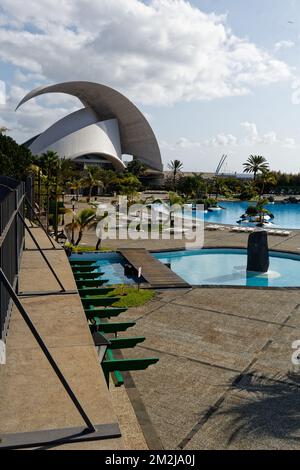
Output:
left=239, top=187, right=257, bottom=201
left=245, top=205, right=259, bottom=217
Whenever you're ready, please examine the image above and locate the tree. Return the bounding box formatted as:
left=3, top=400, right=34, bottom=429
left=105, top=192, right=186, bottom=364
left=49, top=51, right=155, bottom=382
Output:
left=97, top=169, right=118, bottom=195
left=65, top=208, right=96, bottom=246
left=245, top=205, right=259, bottom=220
left=243, top=155, right=269, bottom=180
left=126, top=159, right=146, bottom=177
left=257, top=171, right=277, bottom=197
left=59, top=157, right=76, bottom=190
left=38, top=151, right=60, bottom=232
left=69, top=179, right=82, bottom=200
left=213, top=177, right=227, bottom=201
left=88, top=211, right=109, bottom=250
left=168, top=159, right=183, bottom=189
left=0, top=133, right=33, bottom=180
left=114, top=174, right=141, bottom=198
left=168, top=191, right=184, bottom=205
left=239, top=183, right=258, bottom=201
left=81, top=166, right=103, bottom=202
left=177, top=173, right=206, bottom=199
left=256, top=198, right=274, bottom=225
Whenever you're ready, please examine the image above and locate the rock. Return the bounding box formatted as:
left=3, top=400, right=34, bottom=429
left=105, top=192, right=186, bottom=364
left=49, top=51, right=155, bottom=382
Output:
left=247, top=231, right=269, bottom=273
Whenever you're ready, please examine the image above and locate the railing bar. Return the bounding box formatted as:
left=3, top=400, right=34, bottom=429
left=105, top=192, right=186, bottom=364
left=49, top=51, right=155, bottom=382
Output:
left=0, top=268, right=96, bottom=433
left=25, top=197, right=57, bottom=249
left=17, top=212, right=66, bottom=292
left=0, top=194, right=25, bottom=248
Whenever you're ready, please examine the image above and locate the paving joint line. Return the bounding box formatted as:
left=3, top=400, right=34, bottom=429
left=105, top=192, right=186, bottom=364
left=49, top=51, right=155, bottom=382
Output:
left=176, top=335, right=279, bottom=450
left=136, top=344, right=242, bottom=374
left=166, top=300, right=299, bottom=329
left=134, top=301, right=172, bottom=322
left=134, top=288, right=193, bottom=322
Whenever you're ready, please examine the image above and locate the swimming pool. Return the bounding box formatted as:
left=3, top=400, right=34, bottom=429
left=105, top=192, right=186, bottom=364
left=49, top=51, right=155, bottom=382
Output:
left=154, top=248, right=300, bottom=288
left=70, top=252, right=137, bottom=285
left=202, top=201, right=300, bottom=229
left=71, top=248, right=300, bottom=288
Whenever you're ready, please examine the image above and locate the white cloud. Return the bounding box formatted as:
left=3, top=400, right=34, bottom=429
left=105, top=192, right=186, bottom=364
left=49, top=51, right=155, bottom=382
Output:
left=281, top=137, right=296, bottom=149
left=205, top=133, right=238, bottom=148
left=0, top=0, right=293, bottom=108
left=176, top=122, right=296, bottom=150
left=0, top=81, right=6, bottom=105
left=274, top=40, right=295, bottom=52
left=0, top=0, right=295, bottom=145
left=239, top=122, right=296, bottom=148
left=177, top=137, right=202, bottom=149
left=0, top=83, right=78, bottom=142
left=240, top=121, right=259, bottom=142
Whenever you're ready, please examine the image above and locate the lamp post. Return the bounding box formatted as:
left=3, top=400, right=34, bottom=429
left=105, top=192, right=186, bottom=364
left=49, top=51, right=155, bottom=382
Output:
left=170, top=210, right=175, bottom=229
left=61, top=191, right=65, bottom=226
left=71, top=196, right=76, bottom=245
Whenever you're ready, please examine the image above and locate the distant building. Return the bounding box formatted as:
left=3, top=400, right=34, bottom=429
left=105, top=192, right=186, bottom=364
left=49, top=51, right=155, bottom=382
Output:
left=163, top=171, right=254, bottom=180
left=219, top=172, right=254, bottom=180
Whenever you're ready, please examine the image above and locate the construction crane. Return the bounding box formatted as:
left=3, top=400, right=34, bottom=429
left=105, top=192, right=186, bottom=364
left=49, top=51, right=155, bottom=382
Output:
left=215, top=154, right=227, bottom=177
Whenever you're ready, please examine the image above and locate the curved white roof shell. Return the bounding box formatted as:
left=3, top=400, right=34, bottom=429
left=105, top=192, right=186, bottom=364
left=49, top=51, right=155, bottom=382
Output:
left=16, top=81, right=163, bottom=172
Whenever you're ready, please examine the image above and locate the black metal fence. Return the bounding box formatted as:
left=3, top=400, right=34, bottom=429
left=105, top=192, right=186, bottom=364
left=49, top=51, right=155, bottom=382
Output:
left=0, top=176, right=26, bottom=340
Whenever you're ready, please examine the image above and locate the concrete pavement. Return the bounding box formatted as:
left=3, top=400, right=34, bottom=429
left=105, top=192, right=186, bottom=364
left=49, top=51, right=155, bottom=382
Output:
left=0, top=226, right=147, bottom=450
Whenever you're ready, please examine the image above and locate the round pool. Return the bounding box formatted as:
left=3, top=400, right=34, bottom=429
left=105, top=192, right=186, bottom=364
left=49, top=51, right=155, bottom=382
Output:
left=201, top=201, right=300, bottom=229
left=154, top=248, right=300, bottom=288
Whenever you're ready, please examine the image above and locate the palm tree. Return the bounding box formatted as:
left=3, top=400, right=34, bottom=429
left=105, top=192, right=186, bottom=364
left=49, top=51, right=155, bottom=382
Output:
left=178, top=173, right=206, bottom=199
left=258, top=171, right=277, bottom=197
left=59, top=157, right=75, bottom=190
left=38, top=151, right=60, bottom=231
left=126, top=159, right=146, bottom=177
left=69, top=179, right=82, bottom=200
left=81, top=166, right=102, bottom=202
left=243, top=155, right=269, bottom=180
left=214, top=177, right=226, bottom=201
left=65, top=208, right=96, bottom=246
left=168, top=191, right=184, bottom=205
left=256, top=198, right=273, bottom=225
left=88, top=211, right=109, bottom=250
left=168, top=159, right=183, bottom=189
left=97, top=169, right=117, bottom=195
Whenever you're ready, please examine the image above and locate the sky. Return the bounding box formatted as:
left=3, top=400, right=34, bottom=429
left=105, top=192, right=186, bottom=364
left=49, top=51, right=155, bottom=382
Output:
left=0, top=0, right=300, bottom=173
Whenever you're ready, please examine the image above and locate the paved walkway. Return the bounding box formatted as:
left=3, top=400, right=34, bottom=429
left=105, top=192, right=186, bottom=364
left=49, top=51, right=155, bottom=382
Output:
left=119, top=286, right=300, bottom=449
left=0, top=226, right=146, bottom=450
left=106, top=229, right=300, bottom=450
left=62, top=205, right=300, bottom=449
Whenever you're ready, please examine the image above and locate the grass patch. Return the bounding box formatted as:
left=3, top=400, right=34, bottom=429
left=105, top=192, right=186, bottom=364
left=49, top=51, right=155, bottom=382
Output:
left=108, top=285, right=155, bottom=308
left=72, top=245, right=113, bottom=252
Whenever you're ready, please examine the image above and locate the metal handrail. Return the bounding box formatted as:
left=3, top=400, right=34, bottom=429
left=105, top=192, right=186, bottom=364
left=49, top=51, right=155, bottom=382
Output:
left=0, top=268, right=96, bottom=433
left=0, top=176, right=110, bottom=448
left=0, top=180, right=25, bottom=339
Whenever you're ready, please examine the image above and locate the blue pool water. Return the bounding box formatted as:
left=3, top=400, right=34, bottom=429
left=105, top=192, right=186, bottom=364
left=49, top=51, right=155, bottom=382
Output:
left=154, top=249, right=300, bottom=287
left=71, top=249, right=300, bottom=288
left=71, top=252, right=136, bottom=285
left=202, top=201, right=300, bottom=229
